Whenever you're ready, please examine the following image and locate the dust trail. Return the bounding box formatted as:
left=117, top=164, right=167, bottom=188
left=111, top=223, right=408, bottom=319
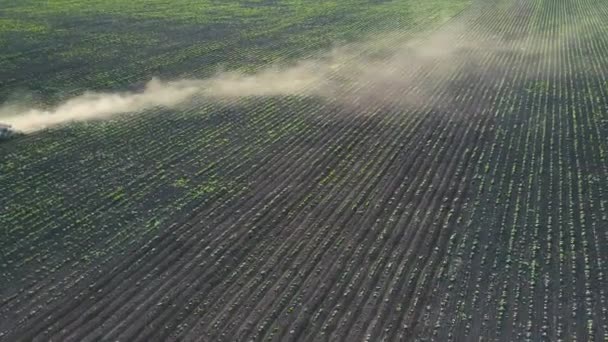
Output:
left=0, top=63, right=331, bottom=133
left=0, top=20, right=561, bottom=133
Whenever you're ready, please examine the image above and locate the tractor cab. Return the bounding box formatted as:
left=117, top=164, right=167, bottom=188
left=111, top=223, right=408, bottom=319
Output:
left=0, top=123, right=16, bottom=140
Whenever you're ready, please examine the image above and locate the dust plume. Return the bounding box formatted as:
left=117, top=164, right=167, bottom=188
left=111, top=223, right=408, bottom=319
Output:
left=0, top=21, right=552, bottom=134
left=0, top=63, right=330, bottom=133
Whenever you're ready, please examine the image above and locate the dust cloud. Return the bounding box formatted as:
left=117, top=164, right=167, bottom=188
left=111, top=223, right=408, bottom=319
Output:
left=0, top=62, right=334, bottom=133
left=0, top=22, right=542, bottom=133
